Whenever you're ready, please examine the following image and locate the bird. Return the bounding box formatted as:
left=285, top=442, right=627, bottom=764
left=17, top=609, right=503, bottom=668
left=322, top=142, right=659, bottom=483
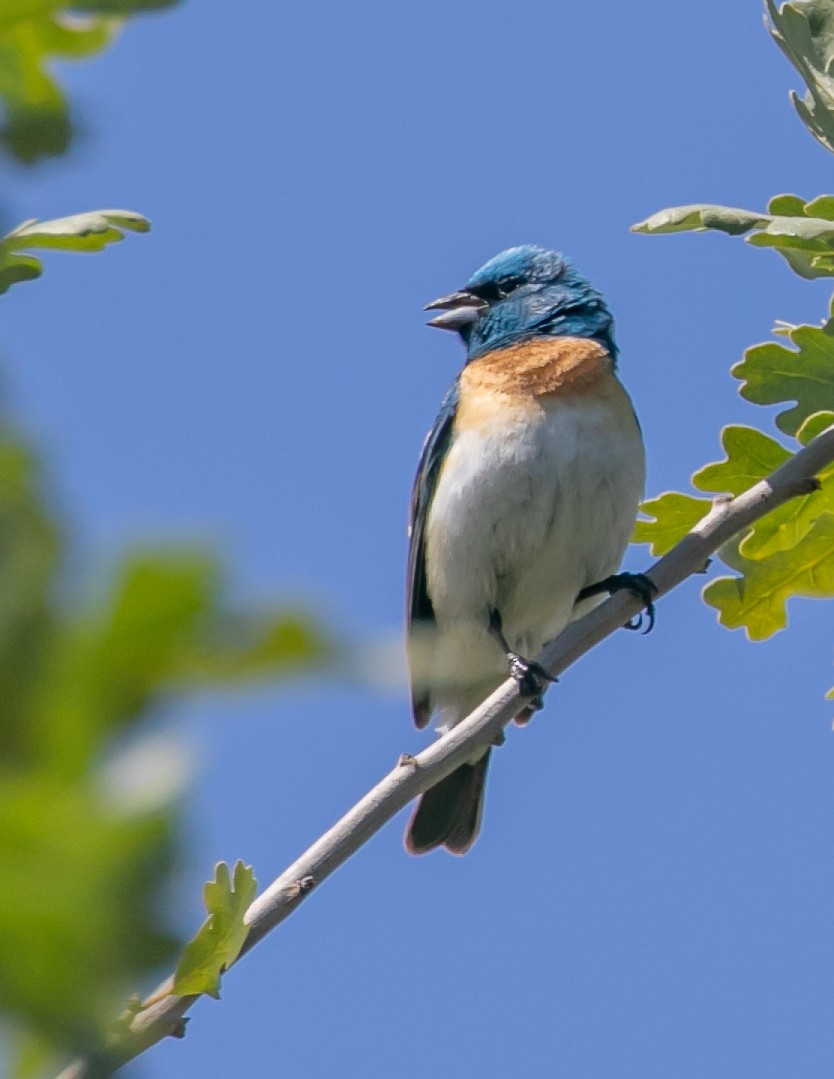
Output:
left=404, top=244, right=647, bottom=856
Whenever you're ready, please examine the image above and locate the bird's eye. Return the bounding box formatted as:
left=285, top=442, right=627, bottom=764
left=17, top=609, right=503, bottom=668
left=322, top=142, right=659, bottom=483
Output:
left=467, top=282, right=502, bottom=303
left=497, top=275, right=523, bottom=297
left=466, top=276, right=525, bottom=305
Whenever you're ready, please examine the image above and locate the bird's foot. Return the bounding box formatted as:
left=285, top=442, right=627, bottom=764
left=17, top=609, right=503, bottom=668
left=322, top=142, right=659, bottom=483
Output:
left=487, top=607, right=557, bottom=706
left=506, top=652, right=557, bottom=705
left=577, top=572, right=658, bottom=634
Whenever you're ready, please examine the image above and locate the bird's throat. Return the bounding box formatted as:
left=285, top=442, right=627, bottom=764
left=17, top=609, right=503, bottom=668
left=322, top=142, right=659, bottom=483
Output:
left=461, top=336, right=612, bottom=400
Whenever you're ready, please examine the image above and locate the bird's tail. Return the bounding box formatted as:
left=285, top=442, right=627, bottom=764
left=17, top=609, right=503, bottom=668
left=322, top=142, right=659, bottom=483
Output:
left=404, top=749, right=491, bottom=856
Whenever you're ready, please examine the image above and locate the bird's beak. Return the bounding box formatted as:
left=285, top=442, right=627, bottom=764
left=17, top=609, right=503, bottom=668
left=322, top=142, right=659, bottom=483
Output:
left=424, top=289, right=486, bottom=332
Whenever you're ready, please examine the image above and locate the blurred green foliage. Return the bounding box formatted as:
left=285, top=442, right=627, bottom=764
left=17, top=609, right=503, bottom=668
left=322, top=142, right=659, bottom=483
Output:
left=0, top=1, right=182, bottom=164
left=0, top=0, right=342, bottom=1073
left=0, top=0, right=342, bottom=1070
left=633, top=0, right=834, bottom=650
left=0, top=416, right=330, bottom=1068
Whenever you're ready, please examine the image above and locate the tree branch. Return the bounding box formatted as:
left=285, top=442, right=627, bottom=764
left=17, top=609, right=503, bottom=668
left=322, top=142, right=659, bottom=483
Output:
left=56, top=423, right=834, bottom=1079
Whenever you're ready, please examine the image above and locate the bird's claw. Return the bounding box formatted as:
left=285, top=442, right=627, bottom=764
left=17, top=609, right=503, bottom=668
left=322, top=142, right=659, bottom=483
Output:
left=507, top=653, right=557, bottom=701
left=579, top=572, right=658, bottom=634
left=617, top=572, right=658, bottom=634
left=488, top=607, right=557, bottom=704
left=604, top=574, right=655, bottom=630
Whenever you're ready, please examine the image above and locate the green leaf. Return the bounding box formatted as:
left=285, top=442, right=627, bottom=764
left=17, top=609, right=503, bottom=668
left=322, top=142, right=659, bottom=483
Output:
left=797, top=409, right=834, bottom=441
left=766, top=0, right=834, bottom=154
left=173, top=862, right=258, bottom=999
left=633, top=492, right=711, bottom=555
left=692, top=425, right=792, bottom=496
left=631, top=204, right=769, bottom=236
left=633, top=421, right=831, bottom=564
left=690, top=423, right=834, bottom=561
left=731, top=320, right=834, bottom=436
left=632, top=195, right=834, bottom=278
left=767, top=193, right=808, bottom=215
left=804, top=194, right=834, bottom=220
left=776, top=246, right=834, bottom=279
left=0, top=211, right=151, bottom=296
left=703, top=513, right=834, bottom=639
left=741, top=478, right=834, bottom=560
left=0, top=255, right=41, bottom=291
left=634, top=411, right=834, bottom=639
left=746, top=214, right=834, bottom=251
left=5, top=210, right=150, bottom=250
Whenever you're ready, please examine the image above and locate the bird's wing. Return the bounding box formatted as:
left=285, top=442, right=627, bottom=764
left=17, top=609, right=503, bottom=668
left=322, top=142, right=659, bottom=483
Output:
left=406, top=377, right=459, bottom=729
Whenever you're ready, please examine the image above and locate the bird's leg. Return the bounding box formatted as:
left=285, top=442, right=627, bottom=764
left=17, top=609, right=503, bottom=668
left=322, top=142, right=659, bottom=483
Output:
left=576, top=572, right=658, bottom=633
left=487, top=608, right=556, bottom=709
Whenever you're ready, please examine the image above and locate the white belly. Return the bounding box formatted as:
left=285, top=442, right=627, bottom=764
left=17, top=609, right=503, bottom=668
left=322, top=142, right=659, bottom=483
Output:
left=423, top=387, right=644, bottom=727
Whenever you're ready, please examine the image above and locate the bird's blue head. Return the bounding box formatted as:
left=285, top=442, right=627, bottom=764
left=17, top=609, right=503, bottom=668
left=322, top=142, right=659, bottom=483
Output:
left=425, top=244, right=617, bottom=363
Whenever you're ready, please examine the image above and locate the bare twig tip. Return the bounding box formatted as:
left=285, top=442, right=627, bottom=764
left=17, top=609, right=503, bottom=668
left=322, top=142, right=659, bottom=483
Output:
left=397, top=752, right=418, bottom=768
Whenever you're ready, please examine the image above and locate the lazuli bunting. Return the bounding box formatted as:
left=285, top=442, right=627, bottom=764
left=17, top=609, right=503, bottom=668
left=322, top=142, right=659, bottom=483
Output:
left=405, top=245, right=645, bottom=855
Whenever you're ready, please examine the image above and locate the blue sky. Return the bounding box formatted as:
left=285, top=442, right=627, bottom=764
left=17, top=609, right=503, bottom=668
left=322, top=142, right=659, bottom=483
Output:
left=4, top=1, right=834, bottom=1076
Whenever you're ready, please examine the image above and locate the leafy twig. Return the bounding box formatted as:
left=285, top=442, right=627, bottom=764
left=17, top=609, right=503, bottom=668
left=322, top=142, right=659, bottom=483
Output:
left=0, top=211, right=150, bottom=295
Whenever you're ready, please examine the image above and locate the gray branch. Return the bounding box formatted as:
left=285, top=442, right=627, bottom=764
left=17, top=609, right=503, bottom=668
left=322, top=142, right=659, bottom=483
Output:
left=56, top=423, right=834, bottom=1079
